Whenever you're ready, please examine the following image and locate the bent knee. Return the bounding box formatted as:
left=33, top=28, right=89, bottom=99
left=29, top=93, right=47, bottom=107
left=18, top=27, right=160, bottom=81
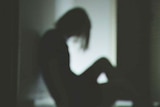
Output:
left=96, top=57, right=110, bottom=65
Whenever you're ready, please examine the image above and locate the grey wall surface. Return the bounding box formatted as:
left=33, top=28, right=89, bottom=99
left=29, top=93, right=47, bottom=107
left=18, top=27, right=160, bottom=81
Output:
left=18, top=0, right=56, bottom=105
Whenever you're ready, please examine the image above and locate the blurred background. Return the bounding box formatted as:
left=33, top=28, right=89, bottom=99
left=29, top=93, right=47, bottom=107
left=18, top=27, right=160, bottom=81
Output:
left=1, top=0, right=160, bottom=107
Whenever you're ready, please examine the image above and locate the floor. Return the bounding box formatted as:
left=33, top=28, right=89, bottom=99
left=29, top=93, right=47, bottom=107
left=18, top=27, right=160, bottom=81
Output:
left=18, top=75, right=159, bottom=107
left=34, top=99, right=159, bottom=107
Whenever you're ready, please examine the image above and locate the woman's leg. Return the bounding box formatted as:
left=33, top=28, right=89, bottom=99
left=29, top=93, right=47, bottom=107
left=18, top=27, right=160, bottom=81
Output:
left=75, top=58, right=114, bottom=107
left=79, top=57, right=115, bottom=82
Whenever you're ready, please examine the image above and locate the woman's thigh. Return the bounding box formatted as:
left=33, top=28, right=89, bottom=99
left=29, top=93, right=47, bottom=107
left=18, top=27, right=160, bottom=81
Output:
left=79, top=57, right=114, bottom=82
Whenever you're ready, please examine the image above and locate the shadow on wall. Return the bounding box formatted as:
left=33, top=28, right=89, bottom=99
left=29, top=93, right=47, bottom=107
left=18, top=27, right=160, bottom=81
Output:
left=17, top=29, right=41, bottom=104
left=18, top=0, right=58, bottom=106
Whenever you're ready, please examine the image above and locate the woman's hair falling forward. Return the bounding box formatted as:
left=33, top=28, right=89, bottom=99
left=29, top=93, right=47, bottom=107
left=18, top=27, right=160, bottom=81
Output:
left=55, top=8, right=91, bottom=50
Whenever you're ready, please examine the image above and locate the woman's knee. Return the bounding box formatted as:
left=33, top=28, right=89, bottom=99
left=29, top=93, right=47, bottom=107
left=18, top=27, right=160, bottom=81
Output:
left=94, top=57, right=111, bottom=67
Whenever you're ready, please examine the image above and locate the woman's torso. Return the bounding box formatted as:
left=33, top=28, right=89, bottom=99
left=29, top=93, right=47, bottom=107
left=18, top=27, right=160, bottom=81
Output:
left=40, top=29, right=102, bottom=107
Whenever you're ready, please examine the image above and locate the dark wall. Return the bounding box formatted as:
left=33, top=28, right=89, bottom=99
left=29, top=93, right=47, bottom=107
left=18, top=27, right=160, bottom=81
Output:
left=0, top=0, right=19, bottom=107
left=150, top=0, right=160, bottom=101
left=117, top=0, right=152, bottom=104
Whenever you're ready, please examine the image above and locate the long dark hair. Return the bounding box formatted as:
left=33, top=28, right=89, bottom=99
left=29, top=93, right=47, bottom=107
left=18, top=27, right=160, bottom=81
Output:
left=55, top=7, right=91, bottom=50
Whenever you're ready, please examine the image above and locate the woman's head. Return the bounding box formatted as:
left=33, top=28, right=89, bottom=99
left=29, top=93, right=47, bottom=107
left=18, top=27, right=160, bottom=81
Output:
left=55, top=7, right=91, bottom=50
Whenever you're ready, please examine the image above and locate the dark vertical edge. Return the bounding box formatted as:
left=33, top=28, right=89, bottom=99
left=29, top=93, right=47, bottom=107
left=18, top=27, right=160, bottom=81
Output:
left=117, top=0, right=153, bottom=105
left=10, top=0, right=19, bottom=106
left=0, top=0, right=19, bottom=106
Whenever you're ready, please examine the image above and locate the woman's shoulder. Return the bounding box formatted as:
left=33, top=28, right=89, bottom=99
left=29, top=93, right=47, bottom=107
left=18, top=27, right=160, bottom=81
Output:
left=42, top=29, right=61, bottom=42
left=43, top=29, right=57, bottom=39
left=40, top=29, right=65, bottom=48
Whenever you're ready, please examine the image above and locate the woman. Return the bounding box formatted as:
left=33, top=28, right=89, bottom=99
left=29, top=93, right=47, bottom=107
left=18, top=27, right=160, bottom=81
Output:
left=38, top=7, right=116, bottom=107
left=38, top=7, right=141, bottom=107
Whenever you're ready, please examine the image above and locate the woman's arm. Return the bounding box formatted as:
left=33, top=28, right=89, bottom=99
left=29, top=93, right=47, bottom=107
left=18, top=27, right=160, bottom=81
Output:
left=44, top=59, right=69, bottom=107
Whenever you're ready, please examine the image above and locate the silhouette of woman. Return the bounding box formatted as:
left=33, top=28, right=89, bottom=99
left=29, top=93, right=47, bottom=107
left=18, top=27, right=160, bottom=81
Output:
left=38, top=7, right=113, bottom=107
left=38, top=7, right=145, bottom=107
